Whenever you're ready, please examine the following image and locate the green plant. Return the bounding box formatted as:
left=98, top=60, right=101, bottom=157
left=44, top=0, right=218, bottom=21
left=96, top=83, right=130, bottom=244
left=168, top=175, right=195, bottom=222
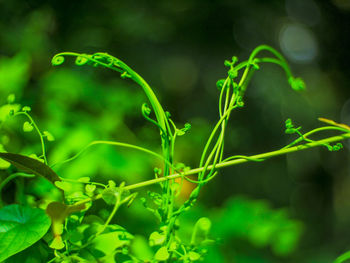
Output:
left=1, top=45, right=350, bottom=262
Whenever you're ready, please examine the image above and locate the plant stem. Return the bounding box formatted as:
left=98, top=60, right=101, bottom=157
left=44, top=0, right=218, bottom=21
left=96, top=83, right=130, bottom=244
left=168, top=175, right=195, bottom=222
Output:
left=72, top=132, right=350, bottom=207
left=14, top=112, right=48, bottom=164
left=125, top=132, right=350, bottom=190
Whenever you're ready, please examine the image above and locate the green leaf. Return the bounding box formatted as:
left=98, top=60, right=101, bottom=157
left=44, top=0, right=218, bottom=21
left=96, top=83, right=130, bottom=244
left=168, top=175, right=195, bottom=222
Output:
left=149, top=231, right=165, bottom=247
left=176, top=129, right=185, bottom=136
left=188, top=251, right=201, bottom=261
left=23, top=122, right=33, bottom=132
left=196, top=217, right=211, bottom=233
left=21, top=106, right=31, bottom=112
left=43, top=131, right=55, bottom=142
left=85, top=184, right=96, bottom=193
left=7, top=94, right=15, bottom=104
left=0, top=152, right=61, bottom=184
left=90, top=226, right=133, bottom=256
left=0, top=205, right=51, bottom=262
left=102, top=187, right=119, bottom=205
left=154, top=246, right=169, bottom=261
left=0, top=158, right=10, bottom=169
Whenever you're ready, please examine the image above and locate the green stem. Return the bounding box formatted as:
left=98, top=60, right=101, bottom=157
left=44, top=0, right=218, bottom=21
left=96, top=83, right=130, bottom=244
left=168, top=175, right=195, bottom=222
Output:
left=238, top=45, right=293, bottom=96
left=96, top=199, right=120, bottom=236
left=51, top=140, right=168, bottom=168
left=124, top=132, right=350, bottom=191
left=14, top=112, right=48, bottom=164
left=71, top=132, right=350, bottom=207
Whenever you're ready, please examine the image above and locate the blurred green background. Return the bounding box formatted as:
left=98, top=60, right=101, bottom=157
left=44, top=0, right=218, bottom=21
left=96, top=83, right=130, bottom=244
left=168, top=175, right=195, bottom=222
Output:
left=1, top=0, right=350, bottom=262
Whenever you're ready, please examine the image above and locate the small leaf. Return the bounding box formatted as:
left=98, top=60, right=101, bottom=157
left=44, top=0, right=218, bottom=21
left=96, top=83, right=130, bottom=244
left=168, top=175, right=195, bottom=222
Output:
left=188, top=251, right=201, bottom=261
left=85, top=184, right=96, bottom=193
left=169, top=241, right=177, bottom=251
left=108, top=180, right=116, bottom=188
left=154, top=246, right=169, bottom=261
left=102, top=187, right=119, bottom=205
left=23, top=121, right=33, bottom=132
left=0, top=205, right=51, bottom=262
left=7, top=94, right=15, bottom=104
left=0, top=152, right=61, bottom=184
left=196, top=217, right=211, bottom=233
left=177, top=123, right=192, bottom=136
left=149, top=231, right=166, bottom=247
left=43, top=131, right=55, bottom=141
left=176, top=129, right=185, bottom=136
left=0, top=158, right=10, bottom=169
left=22, top=106, right=31, bottom=112
left=224, top=60, right=232, bottom=67
left=91, top=228, right=133, bottom=256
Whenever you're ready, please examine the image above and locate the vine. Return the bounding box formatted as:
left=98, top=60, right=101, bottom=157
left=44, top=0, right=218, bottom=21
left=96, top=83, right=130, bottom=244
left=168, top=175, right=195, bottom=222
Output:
left=0, top=45, right=349, bottom=262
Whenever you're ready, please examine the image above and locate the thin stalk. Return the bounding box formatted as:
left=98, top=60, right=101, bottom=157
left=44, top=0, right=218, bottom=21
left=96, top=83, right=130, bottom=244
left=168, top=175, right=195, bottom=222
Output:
left=51, top=140, right=168, bottom=168
left=14, top=112, right=48, bottom=164
left=71, top=132, right=350, bottom=207
left=125, top=132, right=350, bottom=190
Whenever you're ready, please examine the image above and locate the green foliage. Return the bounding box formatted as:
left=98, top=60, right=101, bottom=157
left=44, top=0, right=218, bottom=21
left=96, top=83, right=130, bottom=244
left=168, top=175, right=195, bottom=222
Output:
left=0, top=204, right=51, bottom=261
left=214, top=197, right=302, bottom=256
left=0, top=45, right=350, bottom=262
left=0, top=53, right=30, bottom=95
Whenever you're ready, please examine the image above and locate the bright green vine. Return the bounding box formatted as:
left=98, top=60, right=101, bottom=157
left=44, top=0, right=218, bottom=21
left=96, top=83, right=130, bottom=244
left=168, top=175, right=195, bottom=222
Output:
left=0, top=45, right=349, bottom=262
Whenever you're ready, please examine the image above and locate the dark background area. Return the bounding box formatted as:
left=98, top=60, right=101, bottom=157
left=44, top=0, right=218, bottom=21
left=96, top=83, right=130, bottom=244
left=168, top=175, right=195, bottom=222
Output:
left=0, top=0, right=350, bottom=262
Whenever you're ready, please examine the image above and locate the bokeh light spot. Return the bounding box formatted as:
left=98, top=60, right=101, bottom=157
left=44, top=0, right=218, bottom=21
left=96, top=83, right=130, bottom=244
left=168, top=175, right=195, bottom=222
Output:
left=279, top=23, right=318, bottom=63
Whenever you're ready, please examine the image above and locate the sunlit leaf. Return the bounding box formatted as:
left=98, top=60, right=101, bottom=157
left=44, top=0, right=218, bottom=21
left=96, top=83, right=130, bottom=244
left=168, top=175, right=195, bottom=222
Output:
left=22, top=121, right=33, bottom=132
left=149, top=231, right=165, bottom=247
left=90, top=225, right=133, bottom=256
left=188, top=251, right=201, bottom=261
left=0, top=204, right=51, bottom=262
left=154, top=246, right=169, bottom=261
left=43, top=131, right=55, bottom=141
